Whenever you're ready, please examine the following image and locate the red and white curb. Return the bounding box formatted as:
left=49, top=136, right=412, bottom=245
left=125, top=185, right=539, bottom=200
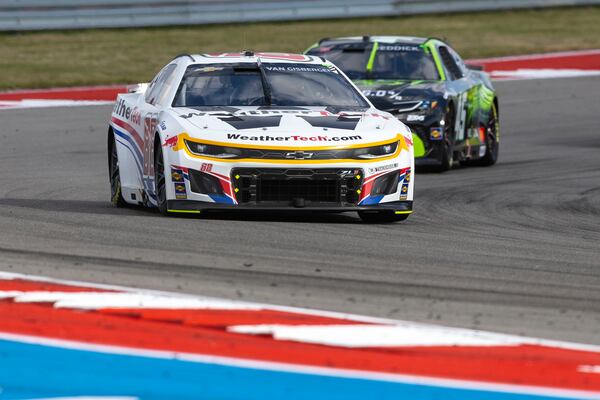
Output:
left=1, top=270, right=600, bottom=398
left=0, top=85, right=124, bottom=110
left=470, top=49, right=600, bottom=80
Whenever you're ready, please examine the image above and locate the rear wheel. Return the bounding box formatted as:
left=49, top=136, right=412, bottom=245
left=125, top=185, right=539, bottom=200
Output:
left=154, top=141, right=168, bottom=215
left=473, top=102, right=499, bottom=166
left=108, top=133, right=126, bottom=207
left=358, top=211, right=410, bottom=224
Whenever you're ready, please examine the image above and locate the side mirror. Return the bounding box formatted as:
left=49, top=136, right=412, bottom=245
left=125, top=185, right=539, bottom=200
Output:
left=466, top=64, right=484, bottom=71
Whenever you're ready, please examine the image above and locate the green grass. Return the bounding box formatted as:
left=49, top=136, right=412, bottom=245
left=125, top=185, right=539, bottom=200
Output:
left=1, top=6, right=600, bottom=90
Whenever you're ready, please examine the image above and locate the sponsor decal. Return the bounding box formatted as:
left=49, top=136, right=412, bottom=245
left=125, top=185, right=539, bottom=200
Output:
left=407, top=114, right=425, bottom=122
left=200, top=163, right=213, bottom=173
left=368, top=163, right=398, bottom=174
left=113, top=98, right=142, bottom=125
left=179, top=109, right=369, bottom=118
left=430, top=127, right=444, bottom=141
left=362, top=89, right=403, bottom=100
left=400, top=183, right=409, bottom=200
left=163, top=135, right=179, bottom=148
left=225, top=133, right=362, bottom=142
left=174, top=182, right=187, bottom=199
left=263, top=65, right=336, bottom=74
left=404, top=171, right=411, bottom=183
left=378, top=45, right=422, bottom=52
left=285, top=151, right=314, bottom=160
left=171, top=168, right=185, bottom=183
left=193, top=66, right=225, bottom=73
left=160, top=121, right=167, bottom=131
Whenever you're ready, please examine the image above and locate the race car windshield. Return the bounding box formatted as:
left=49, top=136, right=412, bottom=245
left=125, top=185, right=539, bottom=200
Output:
left=173, top=63, right=369, bottom=108
left=308, top=43, right=439, bottom=81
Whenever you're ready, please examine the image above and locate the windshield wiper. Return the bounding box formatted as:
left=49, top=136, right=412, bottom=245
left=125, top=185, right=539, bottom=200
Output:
left=257, top=59, right=272, bottom=106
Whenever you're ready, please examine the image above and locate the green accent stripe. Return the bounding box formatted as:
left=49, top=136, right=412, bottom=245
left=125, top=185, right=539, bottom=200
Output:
left=395, top=210, right=413, bottom=215
left=412, top=132, right=426, bottom=158
left=167, top=209, right=201, bottom=214
left=424, top=41, right=446, bottom=81
left=366, top=42, right=379, bottom=72
left=303, top=42, right=319, bottom=53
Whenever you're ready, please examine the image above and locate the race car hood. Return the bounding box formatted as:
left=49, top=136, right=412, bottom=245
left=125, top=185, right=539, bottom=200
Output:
left=171, top=106, right=405, bottom=148
left=354, top=80, right=446, bottom=113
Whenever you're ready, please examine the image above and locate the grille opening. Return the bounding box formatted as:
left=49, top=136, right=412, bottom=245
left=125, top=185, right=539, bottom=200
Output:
left=232, top=168, right=363, bottom=206
left=371, top=171, right=400, bottom=196
left=189, top=169, right=223, bottom=195
left=259, top=178, right=339, bottom=203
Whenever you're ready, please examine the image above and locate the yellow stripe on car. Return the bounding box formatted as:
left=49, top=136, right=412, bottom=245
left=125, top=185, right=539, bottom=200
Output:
left=176, top=132, right=411, bottom=164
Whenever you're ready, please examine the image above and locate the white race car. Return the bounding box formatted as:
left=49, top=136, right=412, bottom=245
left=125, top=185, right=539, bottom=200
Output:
left=107, top=52, right=414, bottom=222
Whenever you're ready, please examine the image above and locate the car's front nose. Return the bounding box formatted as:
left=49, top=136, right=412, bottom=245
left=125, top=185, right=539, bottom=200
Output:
left=164, top=134, right=413, bottom=214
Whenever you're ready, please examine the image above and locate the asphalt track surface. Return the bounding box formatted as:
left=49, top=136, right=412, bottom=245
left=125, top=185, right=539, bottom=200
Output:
left=1, top=76, right=599, bottom=345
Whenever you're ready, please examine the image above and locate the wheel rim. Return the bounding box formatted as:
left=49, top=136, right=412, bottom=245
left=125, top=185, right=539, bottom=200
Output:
left=443, top=109, right=455, bottom=166
left=110, top=139, right=120, bottom=197
left=486, top=110, right=499, bottom=160
left=155, top=147, right=166, bottom=207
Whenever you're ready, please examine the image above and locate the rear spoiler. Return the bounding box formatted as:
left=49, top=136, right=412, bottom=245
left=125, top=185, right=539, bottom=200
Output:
left=127, top=82, right=149, bottom=94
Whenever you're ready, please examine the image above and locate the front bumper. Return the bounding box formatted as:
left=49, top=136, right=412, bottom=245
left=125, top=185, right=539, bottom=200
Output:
left=408, top=123, right=446, bottom=164
left=164, top=139, right=415, bottom=210
left=166, top=200, right=413, bottom=214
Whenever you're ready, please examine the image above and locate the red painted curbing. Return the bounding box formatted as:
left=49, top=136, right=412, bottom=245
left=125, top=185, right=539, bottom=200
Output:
left=469, top=49, right=600, bottom=72
left=0, top=85, right=127, bottom=101
left=1, top=277, right=600, bottom=393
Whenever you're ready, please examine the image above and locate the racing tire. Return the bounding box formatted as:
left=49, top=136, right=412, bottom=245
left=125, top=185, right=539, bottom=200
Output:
left=472, top=102, right=499, bottom=166
left=154, top=141, right=169, bottom=215
left=433, top=106, right=455, bottom=172
left=358, top=211, right=409, bottom=224
left=108, top=132, right=126, bottom=207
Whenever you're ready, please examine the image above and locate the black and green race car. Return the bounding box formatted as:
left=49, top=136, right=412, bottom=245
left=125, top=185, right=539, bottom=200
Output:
left=306, top=36, right=499, bottom=171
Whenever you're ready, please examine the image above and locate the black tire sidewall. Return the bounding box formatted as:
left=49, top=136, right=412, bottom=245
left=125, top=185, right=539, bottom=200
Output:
left=108, top=134, right=126, bottom=207
left=154, top=143, right=168, bottom=215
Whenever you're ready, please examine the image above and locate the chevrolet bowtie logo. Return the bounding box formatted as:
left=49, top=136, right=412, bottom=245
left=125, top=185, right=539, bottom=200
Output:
left=285, top=151, right=314, bottom=159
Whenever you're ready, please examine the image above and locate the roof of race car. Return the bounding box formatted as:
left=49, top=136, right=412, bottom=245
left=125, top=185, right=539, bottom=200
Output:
left=316, top=36, right=429, bottom=46
left=176, top=52, right=326, bottom=65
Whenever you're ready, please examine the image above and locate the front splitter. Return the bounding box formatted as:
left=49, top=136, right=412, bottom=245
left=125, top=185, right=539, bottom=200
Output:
left=166, top=200, right=413, bottom=214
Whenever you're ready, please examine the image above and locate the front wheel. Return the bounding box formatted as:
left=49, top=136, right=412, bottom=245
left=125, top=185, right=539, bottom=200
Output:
left=154, top=142, right=168, bottom=215
left=108, top=133, right=126, bottom=207
left=358, top=211, right=410, bottom=224
left=433, top=106, right=455, bottom=172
